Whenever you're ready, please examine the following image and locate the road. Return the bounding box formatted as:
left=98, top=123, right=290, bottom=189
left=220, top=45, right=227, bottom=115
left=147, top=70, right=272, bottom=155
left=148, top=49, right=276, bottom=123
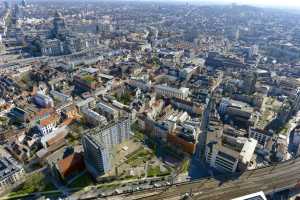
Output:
left=195, top=72, right=222, bottom=161
left=99, top=158, right=300, bottom=200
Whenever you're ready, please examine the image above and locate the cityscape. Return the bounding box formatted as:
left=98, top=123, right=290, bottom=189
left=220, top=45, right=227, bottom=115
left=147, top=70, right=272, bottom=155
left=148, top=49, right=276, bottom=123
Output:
left=0, top=0, right=299, bottom=200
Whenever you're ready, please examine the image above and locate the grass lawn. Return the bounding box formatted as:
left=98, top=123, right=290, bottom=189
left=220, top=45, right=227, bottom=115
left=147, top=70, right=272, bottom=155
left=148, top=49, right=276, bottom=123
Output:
left=180, top=159, right=190, bottom=173
left=131, top=122, right=145, bottom=141
left=82, top=75, right=96, bottom=83
left=147, top=165, right=170, bottom=177
left=278, top=123, right=291, bottom=135
left=9, top=172, right=56, bottom=197
left=114, top=92, right=132, bottom=105
left=147, top=166, right=161, bottom=177
left=126, top=148, right=154, bottom=167
left=96, top=183, right=120, bottom=190
left=133, top=131, right=145, bottom=141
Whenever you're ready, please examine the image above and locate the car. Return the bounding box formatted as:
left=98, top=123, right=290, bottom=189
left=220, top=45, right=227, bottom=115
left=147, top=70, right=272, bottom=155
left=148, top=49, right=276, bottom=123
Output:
left=99, top=193, right=106, bottom=197
left=114, top=189, right=122, bottom=195
left=154, top=183, right=161, bottom=188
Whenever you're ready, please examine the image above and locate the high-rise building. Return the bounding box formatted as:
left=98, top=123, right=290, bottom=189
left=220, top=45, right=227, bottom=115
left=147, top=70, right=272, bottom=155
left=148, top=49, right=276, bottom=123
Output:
left=292, top=88, right=300, bottom=114
left=52, top=11, right=68, bottom=39
left=82, top=135, right=110, bottom=177
left=82, top=117, right=131, bottom=178
left=241, top=71, right=257, bottom=95
left=21, top=0, right=27, bottom=7
left=4, top=1, right=9, bottom=9
left=235, top=28, right=240, bottom=41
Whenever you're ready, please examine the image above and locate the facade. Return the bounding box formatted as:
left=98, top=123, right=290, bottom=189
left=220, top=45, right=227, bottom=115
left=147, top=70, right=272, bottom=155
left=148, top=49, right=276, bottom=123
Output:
left=205, top=52, right=244, bottom=69
left=205, top=119, right=257, bottom=173
left=41, top=39, right=65, bottom=56
left=154, top=85, right=189, bottom=100
left=81, top=108, right=107, bottom=126
left=33, top=92, right=54, bottom=108
left=232, top=191, right=267, bottom=200
left=219, top=98, right=254, bottom=128
left=249, top=128, right=273, bottom=148
left=8, top=107, right=29, bottom=123
left=170, top=97, right=203, bottom=116
left=73, top=74, right=97, bottom=91
left=82, top=117, right=131, bottom=178
left=50, top=90, right=72, bottom=102
left=52, top=11, right=68, bottom=39
left=95, top=117, right=131, bottom=149
left=0, top=156, right=25, bottom=190
left=97, top=101, right=119, bottom=120
left=206, top=138, right=257, bottom=173
left=207, top=146, right=239, bottom=173
left=57, top=153, right=85, bottom=179
left=82, top=135, right=110, bottom=177
left=292, top=88, right=300, bottom=114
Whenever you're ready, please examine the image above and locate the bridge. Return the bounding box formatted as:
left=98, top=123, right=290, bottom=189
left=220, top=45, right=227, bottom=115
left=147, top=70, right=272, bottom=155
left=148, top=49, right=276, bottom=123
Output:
left=101, top=158, right=300, bottom=200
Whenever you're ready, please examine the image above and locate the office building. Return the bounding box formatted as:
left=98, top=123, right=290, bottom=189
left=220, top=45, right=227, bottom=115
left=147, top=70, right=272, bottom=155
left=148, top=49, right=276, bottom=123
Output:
left=154, top=84, right=189, bottom=100
left=241, top=71, right=257, bottom=95
left=82, top=135, right=110, bottom=178
left=41, top=39, right=65, bottom=56
left=205, top=119, right=257, bottom=173
left=249, top=128, right=273, bottom=148
left=8, top=107, right=29, bottom=123
left=81, top=108, right=107, bottom=126
left=96, top=101, right=119, bottom=120
left=0, top=156, right=25, bottom=190
left=52, top=11, right=68, bottom=39
left=82, top=117, right=131, bottom=178
left=73, top=74, right=97, bottom=92
left=33, top=92, right=54, bottom=108
left=50, top=90, right=72, bottom=102
left=232, top=191, right=267, bottom=200
left=205, top=52, right=244, bottom=69
left=170, top=97, right=203, bottom=116
left=219, top=98, right=255, bottom=128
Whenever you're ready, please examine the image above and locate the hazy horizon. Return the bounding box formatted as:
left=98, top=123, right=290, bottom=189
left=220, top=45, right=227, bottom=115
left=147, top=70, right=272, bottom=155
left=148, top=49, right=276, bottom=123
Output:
left=24, top=0, right=300, bottom=10
left=207, top=0, right=300, bottom=8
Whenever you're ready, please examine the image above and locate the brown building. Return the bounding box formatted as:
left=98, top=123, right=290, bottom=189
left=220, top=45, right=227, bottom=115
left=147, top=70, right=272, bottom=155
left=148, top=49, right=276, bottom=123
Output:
left=167, top=133, right=196, bottom=155
left=57, top=153, right=85, bottom=179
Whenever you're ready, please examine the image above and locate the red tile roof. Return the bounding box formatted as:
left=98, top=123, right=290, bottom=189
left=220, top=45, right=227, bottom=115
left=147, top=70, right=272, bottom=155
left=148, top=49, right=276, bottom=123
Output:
left=57, top=153, right=85, bottom=178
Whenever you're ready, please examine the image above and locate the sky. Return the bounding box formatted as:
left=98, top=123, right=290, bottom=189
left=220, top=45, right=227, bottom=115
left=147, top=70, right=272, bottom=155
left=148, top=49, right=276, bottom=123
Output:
left=197, top=0, right=300, bottom=8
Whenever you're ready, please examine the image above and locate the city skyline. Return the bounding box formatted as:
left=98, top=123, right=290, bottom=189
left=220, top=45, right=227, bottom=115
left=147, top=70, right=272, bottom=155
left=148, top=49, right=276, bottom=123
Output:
left=210, top=0, right=300, bottom=8
left=23, top=0, right=300, bottom=9
left=1, top=0, right=300, bottom=199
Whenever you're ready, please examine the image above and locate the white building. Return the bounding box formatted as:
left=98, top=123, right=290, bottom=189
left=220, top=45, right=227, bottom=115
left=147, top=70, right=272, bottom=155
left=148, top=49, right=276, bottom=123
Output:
left=50, top=90, right=72, bottom=102
left=206, top=121, right=257, bottom=173
left=207, top=138, right=257, bottom=173
left=249, top=128, right=272, bottom=148
left=97, top=101, right=119, bottom=120
left=232, top=191, right=267, bottom=200
left=82, top=108, right=107, bottom=126
left=154, top=85, right=189, bottom=99
left=0, top=156, right=25, bottom=190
